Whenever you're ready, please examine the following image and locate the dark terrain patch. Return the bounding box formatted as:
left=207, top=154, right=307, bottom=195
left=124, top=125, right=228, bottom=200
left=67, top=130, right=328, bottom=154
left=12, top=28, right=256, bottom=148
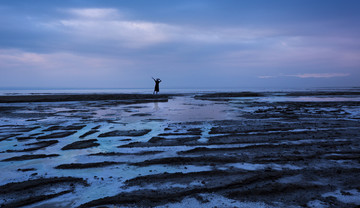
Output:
left=195, top=92, right=264, bottom=99
left=120, top=136, right=201, bottom=147
left=16, top=136, right=36, bottom=141
left=131, top=113, right=152, bottom=117
left=17, top=168, right=36, bottom=172
left=0, top=134, right=22, bottom=142
left=2, top=154, right=59, bottom=161
left=79, top=170, right=292, bottom=208
left=6, top=140, right=59, bottom=152
left=0, top=177, right=88, bottom=208
left=0, top=94, right=173, bottom=103
left=130, top=156, right=245, bottom=166
left=61, top=139, right=100, bottom=150
left=43, top=125, right=86, bottom=132
left=98, top=129, right=151, bottom=137
left=36, top=131, right=77, bottom=140
left=79, top=129, right=99, bottom=138
left=88, top=151, right=164, bottom=156
left=55, top=161, right=123, bottom=169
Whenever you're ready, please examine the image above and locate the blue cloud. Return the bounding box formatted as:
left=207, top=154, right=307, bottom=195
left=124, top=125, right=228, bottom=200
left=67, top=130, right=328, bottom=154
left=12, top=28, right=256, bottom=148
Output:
left=0, top=0, right=359, bottom=88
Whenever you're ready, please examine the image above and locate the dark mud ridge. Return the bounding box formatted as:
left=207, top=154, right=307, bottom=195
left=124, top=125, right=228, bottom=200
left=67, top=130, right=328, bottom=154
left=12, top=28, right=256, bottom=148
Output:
left=79, top=168, right=360, bottom=208
left=194, top=90, right=360, bottom=99
left=43, top=124, right=86, bottom=131
left=120, top=136, right=201, bottom=147
left=0, top=93, right=174, bottom=103
left=0, top=177, right=88, bottom=208
left=55, top=161, right=124, bottom=169
left=79, top=129, right=99, bottom=138
left=283, top=91, right=360, bottom=96
left=77, top=169, right=331, bottom=208
left=6, top=140, right=59, bottom=152
left=195, top=92, right=264, bottom=99
left=131, top=113, right=152, bottom=117
left=2, top=154, right=59, bottom=161
left=88, top=150, right=164, bottom=156
left=130, top=156, right=246, bottom=166
left=36, top=131, right=77, bottom=140
left=98, top=129, right=151, bottom=137
left=17, top=168, right=36, bottom=172
left=61, top=139, right=100, bottom=150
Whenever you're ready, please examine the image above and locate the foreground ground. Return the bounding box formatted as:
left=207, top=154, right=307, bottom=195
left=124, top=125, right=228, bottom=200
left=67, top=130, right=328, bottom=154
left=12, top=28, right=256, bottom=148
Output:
left=0, top=92, right=360, bottom=208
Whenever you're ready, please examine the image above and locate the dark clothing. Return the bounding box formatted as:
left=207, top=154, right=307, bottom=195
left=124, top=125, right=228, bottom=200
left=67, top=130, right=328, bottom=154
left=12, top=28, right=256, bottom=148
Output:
left=153, top=78, right=161, bottom=94
left=154, top=80, right=160, bottom=92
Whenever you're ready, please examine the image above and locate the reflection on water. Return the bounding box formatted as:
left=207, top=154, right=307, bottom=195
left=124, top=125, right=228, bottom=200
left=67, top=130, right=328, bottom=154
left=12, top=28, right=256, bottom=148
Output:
left=153, top=102, right=160, bottom=111
left=161, top=97, right=232, bottom=121
left=258, top=96, right=360, bottom=102
left=292, top=96, right=360, bottom=102
left=131, top=96, right=233, bottom=122
left=3, top=86, right=359, bottom=96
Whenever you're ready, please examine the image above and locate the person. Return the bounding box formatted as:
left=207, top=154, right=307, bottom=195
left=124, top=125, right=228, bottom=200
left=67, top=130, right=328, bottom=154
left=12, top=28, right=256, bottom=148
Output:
left=152, top=77, right=161, bottom=94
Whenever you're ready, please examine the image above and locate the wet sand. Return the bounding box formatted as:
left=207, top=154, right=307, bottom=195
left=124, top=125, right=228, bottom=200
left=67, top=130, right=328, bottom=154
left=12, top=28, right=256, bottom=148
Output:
left=0, top=91, right=360, bottom=207
left=0, top=93, right=173, bottom=103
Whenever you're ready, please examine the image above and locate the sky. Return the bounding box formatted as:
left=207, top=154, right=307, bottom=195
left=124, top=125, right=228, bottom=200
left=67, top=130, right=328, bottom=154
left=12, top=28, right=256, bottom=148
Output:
left=0, top=0, right=360, bottom=89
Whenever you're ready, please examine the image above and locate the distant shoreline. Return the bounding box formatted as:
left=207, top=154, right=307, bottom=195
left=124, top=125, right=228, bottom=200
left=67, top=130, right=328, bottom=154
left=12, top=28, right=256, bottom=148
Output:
left=0, top=94, right=175, bottom=103
left=1, top=90, right=360, bottom=103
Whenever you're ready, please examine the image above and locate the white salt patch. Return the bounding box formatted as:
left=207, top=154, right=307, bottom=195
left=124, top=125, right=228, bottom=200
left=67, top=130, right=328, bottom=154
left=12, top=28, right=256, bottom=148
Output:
left=307, top=200, right=329, bottom=208
left=198, top=122, right=211, bottom=143
left=129, top=180, right=204, bottom=191
left=225, top=163, right=301, bottom=171
left=156, top=193, right=280, bottom=208
left=322, top=189, right=360, bottom=205
left=197, top=138, right=208, bottom=143
left=276, top=175, right=303, bottom=184
left=271, top=163, right=302, bottom=170
left=225, top=163, right=266, bottom=171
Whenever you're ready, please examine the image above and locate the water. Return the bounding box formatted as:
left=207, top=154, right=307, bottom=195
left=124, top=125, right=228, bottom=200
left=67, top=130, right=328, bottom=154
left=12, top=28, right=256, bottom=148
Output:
left=0, top=86, right=359, bottom=207
left=1, top=87, right=360, bottom=104
left=0, top=86, right=351, bottom=96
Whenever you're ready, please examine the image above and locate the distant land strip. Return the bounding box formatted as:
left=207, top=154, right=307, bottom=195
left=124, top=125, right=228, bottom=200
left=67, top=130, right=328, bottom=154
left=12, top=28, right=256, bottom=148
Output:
left=0, top=94, right=175, bottom=103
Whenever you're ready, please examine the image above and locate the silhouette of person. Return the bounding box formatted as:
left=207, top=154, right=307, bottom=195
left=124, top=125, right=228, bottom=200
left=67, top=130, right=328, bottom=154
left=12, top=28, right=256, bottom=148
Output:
left=152, top=77, right=161, bottom=95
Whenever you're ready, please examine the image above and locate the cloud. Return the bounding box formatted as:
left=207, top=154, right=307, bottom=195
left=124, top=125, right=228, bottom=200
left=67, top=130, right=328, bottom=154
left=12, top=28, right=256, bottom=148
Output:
left=0, top=49, right=46, bottom=67
left=258, top=75, right=275, bottom=79
left=289, top=73, right=350, bottom=78
left=215, top=35, right=360, bottom=71
left=0, top=48, right=141, bottom=88
left=36, top=8, right=175, bottom=48
left=67, top=8, right=120, bottom=19
left=1, top=5, right=360, bottom=88
left=258, top=73, right=350, bottom=79
left=39, top=8, right=279, bottom=49
left=0, top=49, right=133, bottom=75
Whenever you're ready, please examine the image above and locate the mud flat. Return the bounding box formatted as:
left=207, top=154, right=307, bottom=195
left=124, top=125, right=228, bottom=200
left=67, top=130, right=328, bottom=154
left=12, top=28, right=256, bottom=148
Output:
left=0, top=93, right=173, bottom=103
left=98, top=129, right=152, bottom=137
left=61, top=139, right=100, bottom=150
left=55, top=161, right=124, bottom=169
left=0, top=91, right=360, bottom=207
left=0, top=177, right=88, bottom=208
